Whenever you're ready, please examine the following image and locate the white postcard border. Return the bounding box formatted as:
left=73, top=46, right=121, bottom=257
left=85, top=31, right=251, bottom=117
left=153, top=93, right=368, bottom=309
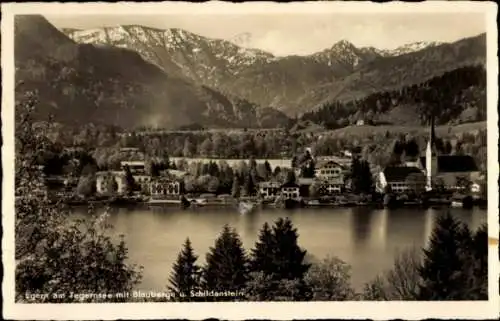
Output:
left=2, top=1, right=499, bottom=320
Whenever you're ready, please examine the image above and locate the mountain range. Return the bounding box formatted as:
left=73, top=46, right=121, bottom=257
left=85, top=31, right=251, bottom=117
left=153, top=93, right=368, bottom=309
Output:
left=14, top=15, right=486, bottom=130
left=15, top=15, right=289, bottom=129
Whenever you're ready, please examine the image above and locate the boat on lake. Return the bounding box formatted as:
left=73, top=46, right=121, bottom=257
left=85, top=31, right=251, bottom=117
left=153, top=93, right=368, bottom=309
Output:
left=451, top=194, right=473, bottom=209
left=238, top=201, right=258, bottom=215
left=306, top=199, right=321, bottom=206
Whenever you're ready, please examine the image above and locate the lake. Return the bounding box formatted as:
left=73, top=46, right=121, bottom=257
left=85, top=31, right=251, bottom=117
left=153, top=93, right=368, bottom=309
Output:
left=75, top=206, right=487, bottom=292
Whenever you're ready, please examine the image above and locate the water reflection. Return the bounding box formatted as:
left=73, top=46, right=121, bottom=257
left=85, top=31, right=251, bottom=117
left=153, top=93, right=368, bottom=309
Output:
left=241, top=210, right=258, bottom=236
left=72, top=206, right=487, bottom=291
left=350, top=207, right=373, bottom=249
left=423, top=209, right=434, bottom=249
left=369, top=209, right=388, bottom=249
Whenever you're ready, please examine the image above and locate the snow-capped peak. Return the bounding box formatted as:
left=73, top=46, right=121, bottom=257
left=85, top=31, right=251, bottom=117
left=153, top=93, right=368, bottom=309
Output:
left=330, top=39, right=356, bottom=51
left=376, top=41, right=444, bottom=57
left=65, top=24, right=275, bottom=86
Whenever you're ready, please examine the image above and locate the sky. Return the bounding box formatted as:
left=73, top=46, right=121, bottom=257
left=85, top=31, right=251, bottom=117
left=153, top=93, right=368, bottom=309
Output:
left=45, top=13, right=486, bottom=56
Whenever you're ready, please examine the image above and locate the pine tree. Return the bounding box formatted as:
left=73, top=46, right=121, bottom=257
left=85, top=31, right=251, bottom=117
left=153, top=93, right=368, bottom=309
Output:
left=249, top=157, right=257, bottom=171
left=271, top=217, right=311, bottom=280
left=242, top=172, right=256, bottom=197
left=123, top=165, right=136, bottom=196
left=361, top=160, right=374, bottom=194
left=231, top=175, right=240, bottom=198
left=250, top=222, right=275, bottom=274
left=248, top=218, right=311, bottom=300
left=168, top=238, right=201, bottom=301
left=284, top=170, right=297, bottom=185
left=472, top=225, right=488, bottom=299
left=202, top=225, right=248, bottom=299
left=418, top=212, right=473, bottom=300
left=250, top=219, right=311, bottom=279
left=350, top=157, right=361, bottom=194
left=351, top=159, right=373, bottom=194
left=264, top=161, right=272, bottom=177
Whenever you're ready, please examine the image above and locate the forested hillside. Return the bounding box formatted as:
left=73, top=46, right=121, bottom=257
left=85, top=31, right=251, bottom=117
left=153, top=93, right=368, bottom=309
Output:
left=301, top=65, right=486, bottom=128
left=293, top=34, right=486, bottom=115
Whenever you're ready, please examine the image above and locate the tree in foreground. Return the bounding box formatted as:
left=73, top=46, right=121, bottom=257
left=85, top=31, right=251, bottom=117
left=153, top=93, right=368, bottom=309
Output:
left=246, top=271, right=310, bottom=301
left=456, top=223, right=488, bottom=300
left=249, top=222, right=274, bottom=273
left=304, top=256, right=356, bottom=301
left=168, top=238, right=201, bottom=301
left=15, top=92, right=142, bottom=302
left=269, top=217, right=311, bottom=280
left=471, top=224, right=488, bottom=299
left=363, top=275, right=389, bottom=301
left=248, top=217, right=311, bottom=300
left=363, top=247, right=422, bottom=300
left=202, top=225, right=248, bottom=301
left=418, top=212, right=487, bottom=300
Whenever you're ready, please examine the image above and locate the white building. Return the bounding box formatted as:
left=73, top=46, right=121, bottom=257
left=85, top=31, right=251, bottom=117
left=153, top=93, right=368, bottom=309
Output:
left=314, top=160, right=345, bottom=181
left=96, top=171, right=124, bottom=194
left=96, top=171, right=151, bottom=195
left=150, top=178, right=181, bottom=198
left=376, top=166, right=426, bottom=194
left=280, top=182, right=300, bottom=200
left=258, top=181, right=281, bottom=199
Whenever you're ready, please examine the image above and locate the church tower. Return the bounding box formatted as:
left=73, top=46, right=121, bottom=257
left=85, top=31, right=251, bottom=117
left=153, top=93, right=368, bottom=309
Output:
left=425, top=116, right=438, bottom=191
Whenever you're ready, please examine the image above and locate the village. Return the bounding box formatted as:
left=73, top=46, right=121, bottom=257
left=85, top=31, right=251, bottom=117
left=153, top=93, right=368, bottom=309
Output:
left=43, top=120, right=486, bottom=211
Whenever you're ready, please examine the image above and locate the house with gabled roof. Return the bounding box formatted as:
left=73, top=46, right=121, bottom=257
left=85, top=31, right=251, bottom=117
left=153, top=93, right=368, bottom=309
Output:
left=314, top=159, right=346, bottom=181
left=376, top=166, right=426, bottom=194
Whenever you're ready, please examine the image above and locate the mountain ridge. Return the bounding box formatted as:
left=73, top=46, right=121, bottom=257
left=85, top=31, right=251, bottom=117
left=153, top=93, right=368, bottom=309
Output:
left=17, top=15, right=485, bottom=129
left=65, top=24, right=486, bottom=117
left=15, top=15, right=291, bottom=130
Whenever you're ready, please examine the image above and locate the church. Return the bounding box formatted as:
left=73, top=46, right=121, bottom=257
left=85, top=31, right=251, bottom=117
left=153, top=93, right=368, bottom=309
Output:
left=417, top=117, right=481, bottom=192
left=377, top=117, right=482, bottom=194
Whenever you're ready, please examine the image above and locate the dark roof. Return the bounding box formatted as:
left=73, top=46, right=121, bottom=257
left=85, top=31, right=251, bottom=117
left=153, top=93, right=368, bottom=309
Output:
left=383, top=166, right=423, bottom=182
left=419, top=155, right=478, bottom=173
left=315, top=160, right=343, bottom=169
left=281, top=181, right=300, bottom=188
left=259, top=181, right=281, bottom=188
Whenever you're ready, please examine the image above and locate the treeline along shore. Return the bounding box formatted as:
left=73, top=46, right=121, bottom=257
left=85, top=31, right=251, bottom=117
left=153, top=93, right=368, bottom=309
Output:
left=42, top=146, right=486, bottom=211
left=29, top=94, right=487, bottom=213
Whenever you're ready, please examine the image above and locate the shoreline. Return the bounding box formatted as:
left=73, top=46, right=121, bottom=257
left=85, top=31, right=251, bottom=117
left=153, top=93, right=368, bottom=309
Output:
left=57, top=196, right=487, bottom=211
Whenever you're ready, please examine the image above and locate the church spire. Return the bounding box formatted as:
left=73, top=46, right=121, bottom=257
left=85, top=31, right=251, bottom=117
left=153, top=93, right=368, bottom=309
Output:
left=429, top=115, right=437, bottom=155
left=425, top=114, right=438, bottom=191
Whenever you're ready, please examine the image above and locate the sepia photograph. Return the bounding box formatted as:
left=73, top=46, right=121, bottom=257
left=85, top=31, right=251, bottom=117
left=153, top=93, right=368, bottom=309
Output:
left=2, top=1, right=499, bottom=320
